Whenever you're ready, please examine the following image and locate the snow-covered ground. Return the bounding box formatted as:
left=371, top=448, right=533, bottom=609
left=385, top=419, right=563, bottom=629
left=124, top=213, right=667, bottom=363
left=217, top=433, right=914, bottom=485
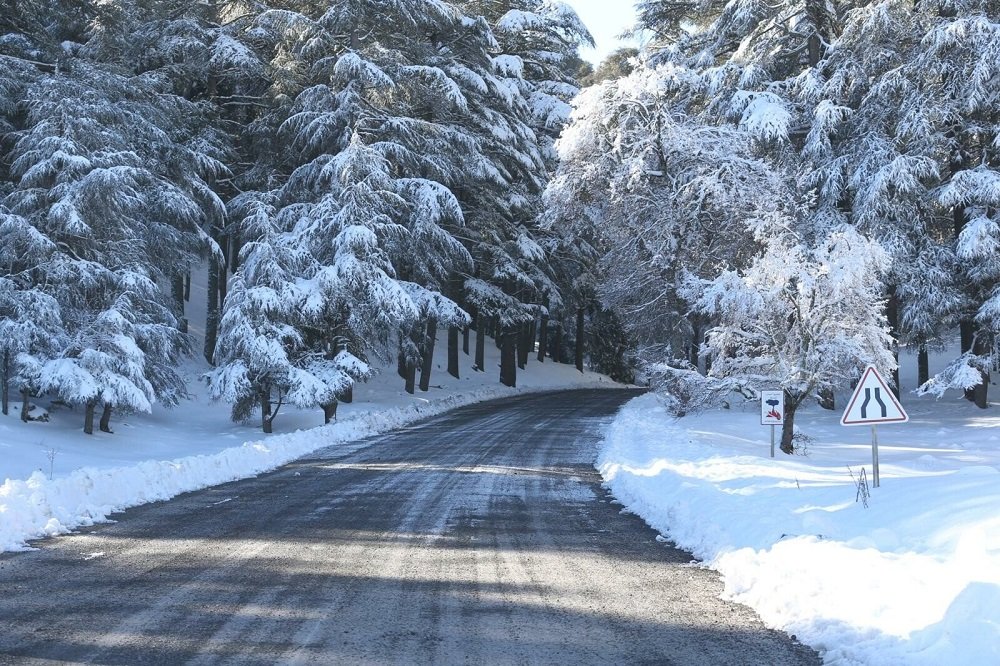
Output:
left=598, top=347, right=1000, bottom=665
left=0, top=328, right=619, bottom=552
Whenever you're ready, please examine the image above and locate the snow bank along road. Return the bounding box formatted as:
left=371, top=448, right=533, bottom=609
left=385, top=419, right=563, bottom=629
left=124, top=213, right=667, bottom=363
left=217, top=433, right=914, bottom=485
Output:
left=0, top=389, right=818, bottom=665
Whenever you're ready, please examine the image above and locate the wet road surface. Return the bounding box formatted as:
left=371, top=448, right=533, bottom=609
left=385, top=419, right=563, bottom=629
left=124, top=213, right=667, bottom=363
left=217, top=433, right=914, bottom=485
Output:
left=0, top=389, right=820, bottom=665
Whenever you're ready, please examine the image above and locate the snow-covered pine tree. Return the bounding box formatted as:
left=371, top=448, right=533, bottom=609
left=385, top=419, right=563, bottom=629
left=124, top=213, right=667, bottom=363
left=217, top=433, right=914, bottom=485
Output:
left=239, top=0, right=555, bottom=390
left=0, top=210, right=63, bottom=419
left=4, top=55, right=219, bottom=432
left=208, top=190, right=372, bottom=432
left=290, top=137, right=423, bottom=384
left=815, top=1, right=1000, bottom=404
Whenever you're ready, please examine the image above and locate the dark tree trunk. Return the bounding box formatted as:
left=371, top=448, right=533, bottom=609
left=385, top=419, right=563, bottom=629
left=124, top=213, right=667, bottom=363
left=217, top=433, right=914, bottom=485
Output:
left=517, top=324, right=530, bottom=369
left=398, top=336, right=408, bottom=379
left=551, top=323, right=562, bottom=363
left=261, top=390, right=272, bottom=433
left=973, top=334, right=990, bottom=409
left=448, top=326, right=460, bottom=379
left=961, top=321, right=976, bottom=402
left=500, top=329, right=517, bottom=387
left=419, top=317, right=437, bottom=392
left=99, top=403, right=113, bottom=433
left=84, top=401, right=96, bottom=435
left=689, top=315, right=700, bottom=370
left=887, top=286, right=900, bottom=397
left=918, top=345, right=930, bottom=386
left=575, top=308, right=585, bottom=373
left=474, top=315, right=486, bottom=372
left=1, top=349, right=9, bottom=416
left=218, top=252, right=229, bottom=305
left=463, top=326, right=470, bottom=355
left=537, top=314, right=549, bottom=362
left=780, top=394, right=800, bottom=454
left=184, top=271, right=191, bottom=302
left=205, top=258, right=220, bottom=364
left=229, top=236, right=241, bottom=274
left=818, top=388, right=835, bottom=410
left=323, top=400, right=338, bottom=424
left=20, top=389, right=30, bottom=422
left=172, top=273, right=187, bottom=333
left=405, top=361, right=416, bottom=394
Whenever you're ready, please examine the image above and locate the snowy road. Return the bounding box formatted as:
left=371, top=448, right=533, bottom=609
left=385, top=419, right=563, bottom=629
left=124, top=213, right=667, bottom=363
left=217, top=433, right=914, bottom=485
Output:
left=0, top=389, right=818, bottom=665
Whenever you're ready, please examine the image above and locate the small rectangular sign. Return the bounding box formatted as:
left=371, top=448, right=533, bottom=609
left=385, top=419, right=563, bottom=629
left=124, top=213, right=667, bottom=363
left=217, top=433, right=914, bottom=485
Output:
left=760, top=391, right=784, bottom=425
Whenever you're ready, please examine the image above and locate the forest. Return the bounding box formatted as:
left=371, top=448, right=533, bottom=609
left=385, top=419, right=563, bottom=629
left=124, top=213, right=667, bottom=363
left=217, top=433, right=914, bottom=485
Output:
left=1, top=0, right=998, bottom=448
left=0, top=0, right=610, bottom=435
left=547, top=0, right=1000, bottom=450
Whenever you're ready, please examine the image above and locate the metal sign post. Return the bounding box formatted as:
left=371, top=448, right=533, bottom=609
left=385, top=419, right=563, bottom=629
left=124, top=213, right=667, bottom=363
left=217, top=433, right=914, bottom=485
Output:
left=842, top=366, right=907, bottom=488
left=871, top=425, right=880, bottom=488
left=760, top=390, right=784, bottom=458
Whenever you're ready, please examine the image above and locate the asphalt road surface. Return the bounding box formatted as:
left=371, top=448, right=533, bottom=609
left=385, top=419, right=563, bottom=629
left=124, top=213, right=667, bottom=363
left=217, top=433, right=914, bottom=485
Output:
left=0, top=389, right=820, bottom=665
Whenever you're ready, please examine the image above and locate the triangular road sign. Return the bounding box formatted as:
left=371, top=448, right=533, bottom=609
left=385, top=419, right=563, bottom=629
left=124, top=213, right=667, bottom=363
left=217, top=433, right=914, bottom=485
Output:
left=841, top=365, right=908, bottom=426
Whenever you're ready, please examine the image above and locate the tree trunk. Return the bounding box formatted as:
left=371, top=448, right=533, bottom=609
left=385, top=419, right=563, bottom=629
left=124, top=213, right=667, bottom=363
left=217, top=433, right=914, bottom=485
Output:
left=448, top=325, right=460, bottom=379
left=887, top=286, right=900, bottom=397
left=961, top=320, right=976, bottom=402
left=689, top=315, right=700, bottom=370
left=551, top=322, right=562, bottom=363
left=517, top=323, right=530, bottom=369
left=229, top=236, right=241, bottom=274
left=818, top=387, right=835, bottom=410
left=463, top=326, right=470, bottom=355
left=323, top=400, right=338, bottom=424
left=405, top=361, right=416, bottom=394
left=261, top=390, right=272, bottom=433
left=918, top=345, right=929, bottom=386
left=184, top=271, right=191, bottom=302
left=398, top=335, right=408, bottom=379
left=954, top=205, right=978, bottom=403
left=218, top=252, right=229, bottom=305
left=99, top=403, right=113, bottom=433
left=537, top=314, right=549, bottom=362
left=779, top=394, right=800, bottom=454
left=575, top=308, right=585, bottom=373
left=419, top=317, right=437, bottom=392
left=1, top=349, right=9, bottom=416
left=84, top=401, right=96, bottom=435
left=474, top=315, right=486, bottom=372
left=973, top=334, right=990, bottom=409
left=500, top=329, right=517, bottom=387
left=205, top=258, right=220, bottom=364
left=20, top=389, right=30, bottom=422
left=172, top=273, right=187, bottom=333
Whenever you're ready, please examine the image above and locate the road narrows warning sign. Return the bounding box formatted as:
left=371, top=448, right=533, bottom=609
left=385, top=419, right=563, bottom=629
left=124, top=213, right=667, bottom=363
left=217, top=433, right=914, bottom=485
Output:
left=841, top=366, right=908, bottom=426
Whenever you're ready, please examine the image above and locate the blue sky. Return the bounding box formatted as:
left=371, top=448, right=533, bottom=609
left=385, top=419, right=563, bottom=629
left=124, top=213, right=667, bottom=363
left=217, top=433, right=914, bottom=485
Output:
left=562, top=0, right=638, bottom=65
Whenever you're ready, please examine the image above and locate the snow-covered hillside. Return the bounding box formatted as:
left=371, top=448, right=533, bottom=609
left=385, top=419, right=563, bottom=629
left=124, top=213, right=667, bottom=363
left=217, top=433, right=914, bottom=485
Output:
left=599, top=347, right=1000, bottom=665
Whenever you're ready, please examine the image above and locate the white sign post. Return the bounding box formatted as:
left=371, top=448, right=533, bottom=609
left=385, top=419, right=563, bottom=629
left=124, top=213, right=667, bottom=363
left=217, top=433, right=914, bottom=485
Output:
left=760, top=390, right=784, bottom=458
left=841, top=365, right=908, bottom=488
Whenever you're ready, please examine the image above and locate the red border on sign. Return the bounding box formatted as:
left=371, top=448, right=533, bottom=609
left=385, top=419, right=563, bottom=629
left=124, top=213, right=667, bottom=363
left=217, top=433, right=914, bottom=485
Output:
left=841, top=366, right=908, bottom=426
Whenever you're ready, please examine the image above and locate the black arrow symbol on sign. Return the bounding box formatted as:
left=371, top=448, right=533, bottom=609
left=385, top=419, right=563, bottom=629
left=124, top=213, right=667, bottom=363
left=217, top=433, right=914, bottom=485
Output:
left=860, top=387, right=887, bottom=419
